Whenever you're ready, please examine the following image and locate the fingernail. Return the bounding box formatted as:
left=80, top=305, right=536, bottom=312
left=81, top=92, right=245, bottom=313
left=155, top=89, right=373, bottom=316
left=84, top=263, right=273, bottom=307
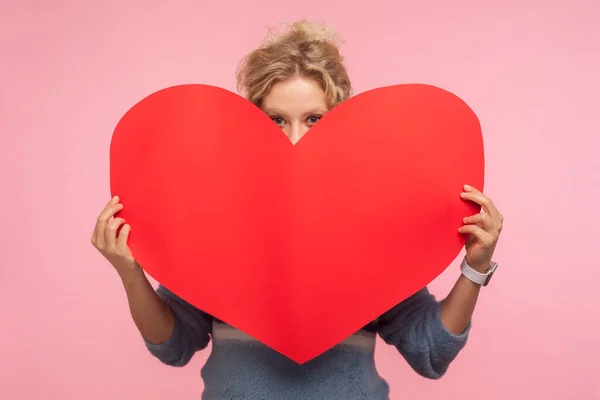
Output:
left=113, top=195, right=119, bottom=202
left=464, top=185, right=471, bottom=190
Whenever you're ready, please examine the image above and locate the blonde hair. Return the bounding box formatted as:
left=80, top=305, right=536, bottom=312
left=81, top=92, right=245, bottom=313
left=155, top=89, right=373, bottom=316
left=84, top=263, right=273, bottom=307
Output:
left=236, top=20, right=352, bottom=108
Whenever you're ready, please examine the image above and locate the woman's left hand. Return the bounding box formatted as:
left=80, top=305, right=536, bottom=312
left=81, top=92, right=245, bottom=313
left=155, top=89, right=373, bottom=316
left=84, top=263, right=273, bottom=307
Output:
left=458, top=185, right=504, bottom=272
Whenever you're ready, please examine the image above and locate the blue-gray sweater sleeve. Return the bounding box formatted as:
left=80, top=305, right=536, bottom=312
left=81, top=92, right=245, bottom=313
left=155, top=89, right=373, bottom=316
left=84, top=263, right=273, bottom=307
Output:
left=143, top=285, right=213, bottom=367
left=377, top=287, right=470, bottom=379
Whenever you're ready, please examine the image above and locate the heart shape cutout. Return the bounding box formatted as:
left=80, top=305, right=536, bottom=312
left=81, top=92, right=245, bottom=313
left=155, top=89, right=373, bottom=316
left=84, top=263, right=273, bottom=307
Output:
left=110, top=83, right=484, bottom=363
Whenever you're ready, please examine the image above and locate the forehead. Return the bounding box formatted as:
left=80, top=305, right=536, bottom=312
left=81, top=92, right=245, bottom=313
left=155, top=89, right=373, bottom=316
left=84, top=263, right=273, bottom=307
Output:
left=261, top=77, right=328, bottom=114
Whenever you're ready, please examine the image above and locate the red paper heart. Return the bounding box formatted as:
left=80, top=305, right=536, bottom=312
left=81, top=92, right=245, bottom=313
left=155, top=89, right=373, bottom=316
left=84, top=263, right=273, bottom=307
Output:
left=110, top=83, right=484, bottom=363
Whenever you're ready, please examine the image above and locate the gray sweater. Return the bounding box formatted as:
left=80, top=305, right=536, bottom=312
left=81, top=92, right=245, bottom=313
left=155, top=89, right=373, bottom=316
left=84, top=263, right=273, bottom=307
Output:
left=144, top=285, right=470, bottom=399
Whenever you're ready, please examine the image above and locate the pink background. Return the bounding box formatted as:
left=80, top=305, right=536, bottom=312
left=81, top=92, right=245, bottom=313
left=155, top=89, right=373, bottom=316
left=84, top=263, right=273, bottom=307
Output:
left=1, top=1, right=599, bottom=399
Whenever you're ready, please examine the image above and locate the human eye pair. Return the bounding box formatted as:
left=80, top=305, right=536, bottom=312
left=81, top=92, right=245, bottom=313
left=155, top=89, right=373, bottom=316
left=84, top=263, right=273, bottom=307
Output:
left=269, top=115, right=322, bottom=126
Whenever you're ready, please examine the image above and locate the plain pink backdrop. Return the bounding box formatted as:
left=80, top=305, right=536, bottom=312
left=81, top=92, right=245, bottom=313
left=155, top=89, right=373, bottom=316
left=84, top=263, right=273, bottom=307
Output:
left=1, top=1, right=599, bottom=399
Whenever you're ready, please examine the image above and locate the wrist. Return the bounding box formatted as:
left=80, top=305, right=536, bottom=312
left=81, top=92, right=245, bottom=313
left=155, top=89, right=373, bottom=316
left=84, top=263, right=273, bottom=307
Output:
left=470, top=263, right=490, bottom=274
left=466, top=257, right=491, bottom=273
left=119, top=262, right=145, bottom=286
left=460, top=257, right=498, bottom=287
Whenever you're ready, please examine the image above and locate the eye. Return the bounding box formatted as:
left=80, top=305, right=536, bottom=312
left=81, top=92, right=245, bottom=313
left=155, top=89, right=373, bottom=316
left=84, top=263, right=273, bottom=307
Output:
left=307, top=115, right=322, bottom=125
left=271, top=116, right=285, bottom=126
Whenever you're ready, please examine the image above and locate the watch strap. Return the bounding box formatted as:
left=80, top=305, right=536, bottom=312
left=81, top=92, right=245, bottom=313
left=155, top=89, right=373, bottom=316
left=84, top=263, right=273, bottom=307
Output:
left=460, top=258, right=498, bottom=286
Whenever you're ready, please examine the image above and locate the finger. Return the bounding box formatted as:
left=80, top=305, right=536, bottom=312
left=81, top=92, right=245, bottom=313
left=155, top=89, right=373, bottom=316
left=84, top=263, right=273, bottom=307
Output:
left=94, top=197, right=123, bottom=247
left=117, top=223, right=131, bottom=250
left=463, top=185, right=483, bottom=194
left=458, top=224, right=494, bottom=247
left=90, top=225, right=97, bottom=246
left=461, top=186, right=501, bottom=221
left=93, top=219, right=106, bottom=249
left=105, top=217, right=126, bottom=251
left=465, top=233, right=476, bottom=247
left=98, top=196, right=123, bottom=222
left=463, top=213, right=493, bottom=230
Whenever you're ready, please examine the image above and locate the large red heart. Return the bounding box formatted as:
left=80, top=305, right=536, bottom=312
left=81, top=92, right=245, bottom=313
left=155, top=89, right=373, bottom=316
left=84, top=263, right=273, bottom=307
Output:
left=110, top=83, right=484, bottom=363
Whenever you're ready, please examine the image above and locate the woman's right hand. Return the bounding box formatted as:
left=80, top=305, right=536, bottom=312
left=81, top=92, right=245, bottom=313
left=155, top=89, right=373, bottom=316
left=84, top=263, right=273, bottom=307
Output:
left=91, top=196, right=141, bottom=279
left=91, top=196, right=176, bottom=346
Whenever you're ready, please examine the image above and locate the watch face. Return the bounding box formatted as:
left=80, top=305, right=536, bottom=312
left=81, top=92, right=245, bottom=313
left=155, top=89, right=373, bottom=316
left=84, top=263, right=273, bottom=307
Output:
left=483, top=274, right=493, bottom=286
left=483, top=262, right=498, bottom=286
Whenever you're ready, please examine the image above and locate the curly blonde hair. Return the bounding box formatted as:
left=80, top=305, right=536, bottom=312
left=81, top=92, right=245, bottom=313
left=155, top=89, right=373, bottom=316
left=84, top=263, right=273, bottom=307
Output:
left=236, top=20, right=352, bottom=108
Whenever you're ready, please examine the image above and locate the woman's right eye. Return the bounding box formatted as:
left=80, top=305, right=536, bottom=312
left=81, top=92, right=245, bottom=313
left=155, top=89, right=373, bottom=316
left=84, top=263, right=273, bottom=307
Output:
left=271, top=117, right=285, bottom=126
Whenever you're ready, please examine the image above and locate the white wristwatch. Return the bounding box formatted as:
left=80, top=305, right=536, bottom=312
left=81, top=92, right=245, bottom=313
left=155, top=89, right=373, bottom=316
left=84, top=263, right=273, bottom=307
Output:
left=460, top=257, right=498, bottom=286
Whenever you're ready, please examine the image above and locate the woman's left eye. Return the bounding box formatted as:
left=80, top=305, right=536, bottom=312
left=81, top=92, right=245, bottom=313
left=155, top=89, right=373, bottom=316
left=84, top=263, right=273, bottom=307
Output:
left=307, top=115, right=322, bottom=124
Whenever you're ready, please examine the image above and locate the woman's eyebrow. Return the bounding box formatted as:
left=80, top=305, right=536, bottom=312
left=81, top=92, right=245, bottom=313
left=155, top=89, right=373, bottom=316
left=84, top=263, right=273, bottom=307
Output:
left=262, top=107, right=286, bottom=115
left=261, top=107, right=328, bottom=116
left=303, top=108, right=328, bottom=116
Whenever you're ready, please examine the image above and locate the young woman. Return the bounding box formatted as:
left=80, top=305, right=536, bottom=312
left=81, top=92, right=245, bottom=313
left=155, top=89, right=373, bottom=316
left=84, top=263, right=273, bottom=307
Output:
left=92, top=20, right=504, bottom=399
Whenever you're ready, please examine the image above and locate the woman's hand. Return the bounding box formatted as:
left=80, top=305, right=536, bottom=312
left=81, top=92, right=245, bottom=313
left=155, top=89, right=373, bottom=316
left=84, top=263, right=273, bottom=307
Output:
left=91, top=196, right=141, bottom=279
left=458, top=185, right=504, bottom=272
